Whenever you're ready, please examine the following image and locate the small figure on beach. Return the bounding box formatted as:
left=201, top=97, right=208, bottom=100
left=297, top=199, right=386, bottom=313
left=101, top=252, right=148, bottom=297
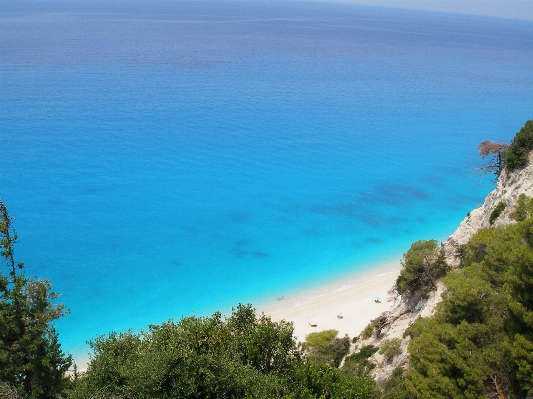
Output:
left=374, top=295, right=381, bottom=303
left=309, top=322, right=317, bottom=327
left=276, top=295, right=284, bottom=301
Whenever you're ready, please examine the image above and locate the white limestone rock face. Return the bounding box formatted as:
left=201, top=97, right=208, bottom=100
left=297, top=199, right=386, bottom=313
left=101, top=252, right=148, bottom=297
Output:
left=444, top=156, right=533, bottom=267
left=367, top=281, right=446, bottom=384
left=364, top=155, right=533, bottom=384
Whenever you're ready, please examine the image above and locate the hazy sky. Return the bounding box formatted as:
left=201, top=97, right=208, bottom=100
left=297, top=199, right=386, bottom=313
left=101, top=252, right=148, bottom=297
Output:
left=316, top=0, right=533, bottom=21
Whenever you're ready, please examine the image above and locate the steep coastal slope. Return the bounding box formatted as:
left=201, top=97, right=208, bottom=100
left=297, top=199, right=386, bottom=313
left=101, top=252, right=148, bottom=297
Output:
left=353, top=151, right=533, bottom=385
left=444, top=153, right=533, bottom=266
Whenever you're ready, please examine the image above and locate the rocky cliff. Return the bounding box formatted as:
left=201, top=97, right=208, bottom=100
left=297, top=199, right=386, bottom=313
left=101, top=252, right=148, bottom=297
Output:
left=354, top=151, right=533, bottom=386
left=444, top=152, right=533, bottom=266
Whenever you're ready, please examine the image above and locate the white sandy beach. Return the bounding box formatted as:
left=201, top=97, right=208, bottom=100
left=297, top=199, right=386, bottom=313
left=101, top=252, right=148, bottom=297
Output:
left=257, top=262, right=401, bottom=343
left=73, top=263, right=401, bottom=372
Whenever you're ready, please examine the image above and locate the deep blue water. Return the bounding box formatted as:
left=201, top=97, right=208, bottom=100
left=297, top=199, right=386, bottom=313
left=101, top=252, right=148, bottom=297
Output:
left=1, top=0, right=532, bottom=362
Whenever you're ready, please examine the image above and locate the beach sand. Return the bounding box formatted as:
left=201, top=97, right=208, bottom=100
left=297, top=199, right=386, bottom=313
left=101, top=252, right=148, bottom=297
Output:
left=73, top=262, right=401, bottom=372
left=257, top=262, right=401, bottom=343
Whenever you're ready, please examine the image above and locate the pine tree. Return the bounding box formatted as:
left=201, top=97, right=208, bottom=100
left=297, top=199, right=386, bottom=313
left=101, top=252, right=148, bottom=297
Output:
left=0, top=200, right=72, bottom=398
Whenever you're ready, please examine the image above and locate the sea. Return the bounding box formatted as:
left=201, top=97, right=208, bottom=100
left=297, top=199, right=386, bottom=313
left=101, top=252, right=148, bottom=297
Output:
left=1, top=0, right=532, bottom=364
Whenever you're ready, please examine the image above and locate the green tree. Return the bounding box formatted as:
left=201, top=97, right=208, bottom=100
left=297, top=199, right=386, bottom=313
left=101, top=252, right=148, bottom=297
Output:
left=379, top=367, right=408, bottom=399
left=69, top=305, right=378, bottom=398
left=506, top=119, right=533, bottom=170
left=291, top=361, right=377, bottom=399
left=0, top=201, right=23, bottom=277
left=0, top=200, right=72, bottom=398
left=395, top=240, right=447, bottom=306
left=379, top=338, right=402, bottom=363
left=489, top=200, right=506, bottom=224
left=304, top=329, right=351, bottom=368
left=360, top=323, right=374, bottom=340
left=399, top=217, right=533, bottom=398
left=227, top=303, right=302, bottom=374
left=511, top=194, right=533, bottom=221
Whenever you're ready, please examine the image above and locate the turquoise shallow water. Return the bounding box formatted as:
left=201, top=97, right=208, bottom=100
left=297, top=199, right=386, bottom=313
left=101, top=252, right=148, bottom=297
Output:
left=1, top=0, right=532, bottom=362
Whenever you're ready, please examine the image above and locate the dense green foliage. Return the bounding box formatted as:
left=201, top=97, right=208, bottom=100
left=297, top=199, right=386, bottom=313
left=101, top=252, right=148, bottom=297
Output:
left=361, top=323, right=374, bottom=340
left=69, top=304, right=377, bottom=398
left=0, top=200, right=72, bottom=398
left=489, top=200, right=506, bottom=224
left=378, top=338, right=402, bottom=363
left=511, top=194, right=533, bottom=221
left=305, top=330, right=339, bottom=351
left=395, top=240, right=447, bottom=305
left=379, top=367, right=406, bottom=399
left=387, top=215, right=533, bottom=398
left=341, top=345, right=378, bottom=378
left=304, top=330, right=351, bottom=368
left=506, top=120, right=533, bottom=170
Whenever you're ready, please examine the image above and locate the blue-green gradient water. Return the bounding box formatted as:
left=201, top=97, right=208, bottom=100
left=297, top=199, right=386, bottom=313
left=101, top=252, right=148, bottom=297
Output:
left=1, top=0, right=532, bottom=361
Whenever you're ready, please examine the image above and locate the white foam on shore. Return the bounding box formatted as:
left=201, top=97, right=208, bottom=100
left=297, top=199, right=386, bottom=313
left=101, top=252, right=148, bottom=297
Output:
left=333, top=284, right=353, bottom=292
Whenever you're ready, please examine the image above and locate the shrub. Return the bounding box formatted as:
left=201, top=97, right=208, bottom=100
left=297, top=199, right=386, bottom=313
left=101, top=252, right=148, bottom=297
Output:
left=378, top=367, right=406, bottom=397
left=361, top=323, right=374, bottom=340
left=341, top=345, right=378, bottom=377
left=489, top=201, right=506, bottom=224
left=349, top=345, right=379, bottom=363
left=511, top=194, right=533, bottom=221
left=455, top=244, right=467, bottom=261
left=379, top=338, right=402, bottom=362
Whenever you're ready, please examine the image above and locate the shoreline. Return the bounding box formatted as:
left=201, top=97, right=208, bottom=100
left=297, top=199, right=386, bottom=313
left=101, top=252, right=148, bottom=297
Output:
left=72, top=261, right=402, bottom=371
left=256, top=261, right=401, bottom=343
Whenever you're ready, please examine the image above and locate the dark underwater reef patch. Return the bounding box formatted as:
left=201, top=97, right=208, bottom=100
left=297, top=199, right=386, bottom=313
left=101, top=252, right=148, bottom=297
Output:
left=305, top=183, right=430, bottom=222
left=421, top=174, right=447, bottom=188
left=360, top=183, right=431, bottom=205
left=359, top=212, right=407, bottom=227
left=231, top=240, right=268, bottom=260
left=309, top=203, right=355, bottom=216
left=83, top=186, right=100, bottom=195
left=443, top=193, right=487, bottom=211
left=227, top=212, right=250, bottom=223
left=252, top=251, right=268, bottom=259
